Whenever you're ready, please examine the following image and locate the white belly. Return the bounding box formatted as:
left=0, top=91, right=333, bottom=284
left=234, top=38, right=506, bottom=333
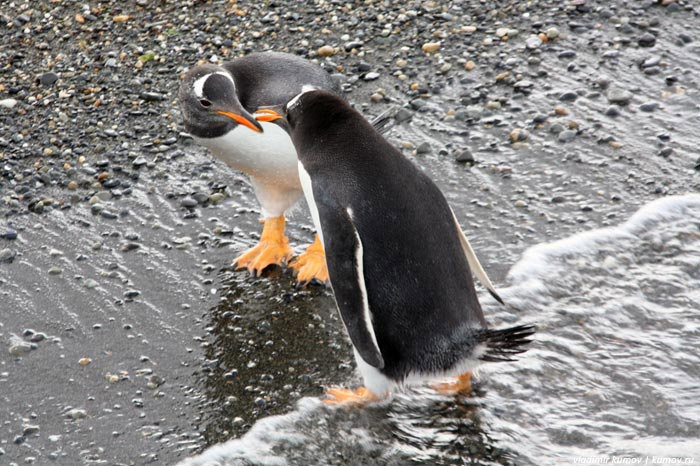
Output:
left=194, top=122, right=300, bottom=190
left=298, top=161, right=323, bottom=242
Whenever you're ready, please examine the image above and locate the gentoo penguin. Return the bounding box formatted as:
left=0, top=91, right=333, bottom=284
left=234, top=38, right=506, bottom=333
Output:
left=179, top=52, right=392, bottom=285
left=282, top=89, right=535, bottom=404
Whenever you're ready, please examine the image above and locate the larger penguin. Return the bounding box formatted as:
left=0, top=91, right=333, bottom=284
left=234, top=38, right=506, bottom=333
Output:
left=283, top=89, right=535, bottom=404
left=178, top=52, right=392, bottom=285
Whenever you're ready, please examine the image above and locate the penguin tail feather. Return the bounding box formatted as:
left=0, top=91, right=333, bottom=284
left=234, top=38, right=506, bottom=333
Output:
left=477, top=324, right=536, bottom=362
left=369, top=107, right=398, bottom=135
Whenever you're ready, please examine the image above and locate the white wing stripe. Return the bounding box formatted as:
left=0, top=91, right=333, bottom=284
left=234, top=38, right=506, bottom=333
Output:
left=351, top=220, right=381, bottom=357
left=450, top=208, right=501, bottom=300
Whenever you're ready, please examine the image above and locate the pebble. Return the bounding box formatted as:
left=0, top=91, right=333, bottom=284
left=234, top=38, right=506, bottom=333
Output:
left=526, top=36, right=542, bottom=49
left=464, top=60, right=475, bottom=71
left=394, top=108, right=412, bottom=123
left=455, top=150, right=475, bottom=165
left=558, top=130, right=577, bottom=143
left=3, top=229, right=18, bottom=240
left=658, top=147, right=673, bottom=158
left=140, top=92, right=165, bottom=102
left=180, top=197, right=198, bottom=208
left=639, top=102, right=659, bottom=112
left=0, top=248, right=15, bottom=263
left=495, top=27, right=513, bottom=38
left=559, top=91, right=578, bottom=102
left=545, top=27, right=560, bottom=39
left=416, top=142, right=432, bottom=154
left=607, top=88, right=633, bottom=106
left=124, top=289, right=141, bottom=299
left=604, top=106, right=621, bottom=117
left=363, top=72, right=380, bottom=81
left=317, top=45, right=335, bottom=57
left=0, top=98, right=18, bottom=109
left=84, top=279, right=99, bottom=289
left=48, top=266, right=63, bottom=275
left=558, top=50, right=576, bottom=59
left=514, top=200, right=528, bottom=208
left=9, top=341, right=32, bottom=356
left=513, top=80, right=534, bottom=92
left=642, top=56, right=661, bottom=68
left=510, top=128, right=529, bottom=143
left=132, top=156, right=148, bottom=168
left=209, top=192, right=226, bottom=204
left=344, top=41, right=363, bottom=51
left=23, top=425, right=40, bottom=436
left=146, top=375, right=164, bottom=389
left=39, top=72, right=59, bottom=86
left=421, top=42, right=440, bottom=53
left=638, top=33, right=656, bottom=47
left=67, top=408, right=87, bottom=420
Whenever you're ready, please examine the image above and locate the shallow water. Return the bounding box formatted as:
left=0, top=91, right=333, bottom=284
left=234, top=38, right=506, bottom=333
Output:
left=180, top=195, right=700, bottom=465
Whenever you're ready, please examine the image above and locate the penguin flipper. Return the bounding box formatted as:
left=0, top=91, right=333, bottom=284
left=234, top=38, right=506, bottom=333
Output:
left=317, top=203, right=385, bottom=370
left=449, top=208, right=505, bottom=305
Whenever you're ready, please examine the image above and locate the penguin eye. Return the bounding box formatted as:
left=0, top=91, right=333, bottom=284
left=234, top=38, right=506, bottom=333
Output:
left=199, top=99, right=212, bottom=108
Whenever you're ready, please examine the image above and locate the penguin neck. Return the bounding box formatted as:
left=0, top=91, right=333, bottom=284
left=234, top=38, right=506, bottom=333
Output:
left=186, top=119, right=236, bottom=139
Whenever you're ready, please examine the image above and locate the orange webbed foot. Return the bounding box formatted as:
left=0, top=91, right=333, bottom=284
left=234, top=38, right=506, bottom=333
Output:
left=431, top=372, right=473, bottom=395
left=290, top=234, right=328, bottom=285
left=323, top=387, right=378, bottom=406
left=234, top=216, right=293, bottom=276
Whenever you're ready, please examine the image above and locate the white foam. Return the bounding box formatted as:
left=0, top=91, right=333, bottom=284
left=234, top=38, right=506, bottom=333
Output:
left=506, top=194, right=700, bottom=298
left=176, top=398, right=322, bottom=466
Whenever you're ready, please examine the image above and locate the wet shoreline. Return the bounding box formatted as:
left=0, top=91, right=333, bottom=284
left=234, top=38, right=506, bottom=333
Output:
left=2, top=0, right=700, bottom=464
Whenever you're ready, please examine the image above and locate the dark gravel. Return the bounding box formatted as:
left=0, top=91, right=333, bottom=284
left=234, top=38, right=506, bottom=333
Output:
left=1, top=0, right=700, bottom=464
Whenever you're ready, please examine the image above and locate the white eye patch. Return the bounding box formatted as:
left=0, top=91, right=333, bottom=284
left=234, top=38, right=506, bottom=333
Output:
left=192, top=71, right=235, bottom=99
left=286, top=84, right=318, bottom=111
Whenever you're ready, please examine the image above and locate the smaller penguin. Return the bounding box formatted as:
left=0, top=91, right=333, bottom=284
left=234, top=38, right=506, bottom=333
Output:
left=178, top=52, right=397, bottom=285
left=282, top=89, right=535, bottom=404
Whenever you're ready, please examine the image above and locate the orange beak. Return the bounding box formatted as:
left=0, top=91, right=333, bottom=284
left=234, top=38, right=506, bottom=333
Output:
left=216, top=110, right=263, bottom=132
left=254, top=108, right=283, bottom=122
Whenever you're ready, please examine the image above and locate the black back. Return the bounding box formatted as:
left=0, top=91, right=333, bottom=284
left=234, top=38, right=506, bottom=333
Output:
left=289, top=92, right=488, bottom=379
left=225, top=52, right=341, bottom=110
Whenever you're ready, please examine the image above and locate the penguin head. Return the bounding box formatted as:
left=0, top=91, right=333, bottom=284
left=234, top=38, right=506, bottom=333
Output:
left=283, top=86, right=350, bottom=133
left=178, top=65, right=263, bottom=138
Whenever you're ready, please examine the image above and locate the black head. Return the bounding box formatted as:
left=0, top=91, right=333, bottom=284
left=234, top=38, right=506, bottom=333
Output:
left=178, top=64, right=263, bottom=138
left=283, top=87, right=356, bottom=137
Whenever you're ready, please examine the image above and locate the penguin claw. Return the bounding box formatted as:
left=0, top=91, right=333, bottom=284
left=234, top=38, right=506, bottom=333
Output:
left=431, top=372, right=473, bottom=395
left=233, top=240, right=293, bottom=276
left=290, top=236, right=329, bottom=286
left=323, top=387, right=378, bottom=406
